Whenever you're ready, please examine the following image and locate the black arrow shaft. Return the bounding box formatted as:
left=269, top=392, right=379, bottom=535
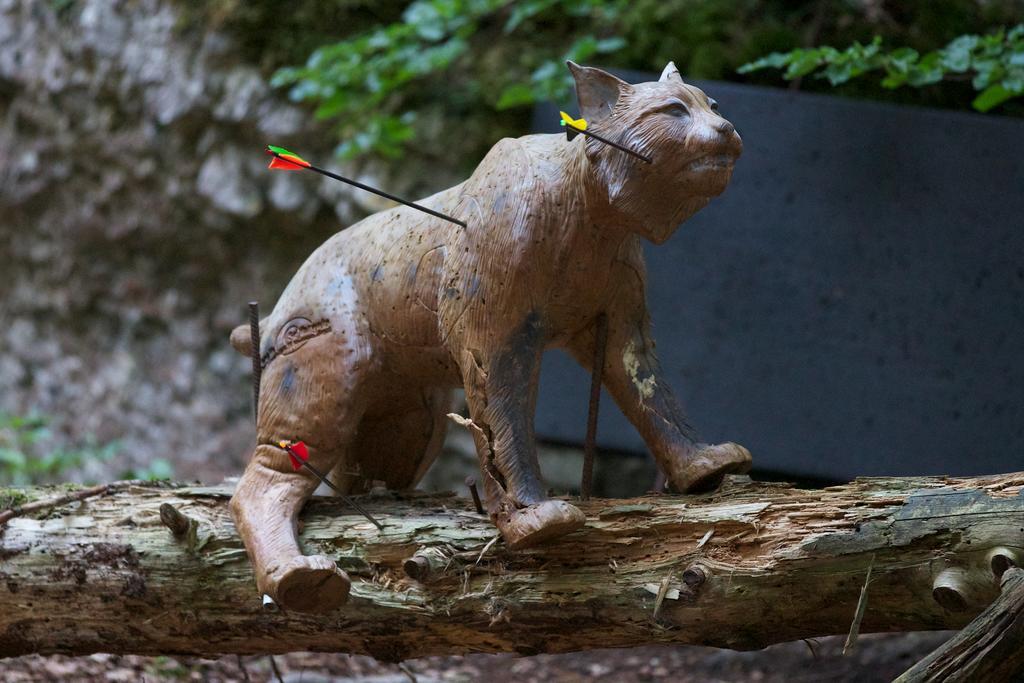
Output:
left=272, top=153, right=467, bottom=228
left=565, top=122, right=652, bottom=164
left=286, top=449, right=384, bottom=532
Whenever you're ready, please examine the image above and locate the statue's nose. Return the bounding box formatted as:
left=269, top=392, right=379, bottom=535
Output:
left=717, top=119, right=742, bottom=156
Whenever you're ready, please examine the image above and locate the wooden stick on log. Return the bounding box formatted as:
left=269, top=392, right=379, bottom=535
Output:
left=0, top=472, right=1021, bottom=662
left=0, top=479, right=146, bottom=526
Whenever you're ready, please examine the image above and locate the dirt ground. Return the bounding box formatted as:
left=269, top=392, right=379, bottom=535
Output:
left=0, top=632, right=950, bottom=682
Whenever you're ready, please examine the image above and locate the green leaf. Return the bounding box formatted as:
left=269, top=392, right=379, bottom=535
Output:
left=887, top=47, right=919, bottom=72
left=313, top=92, right=353, bottom=120
left=941, top=34, right=978, bottom=72
left=880, top=71, right=907, bottom=88
left=504, top=0, right=559, bottom=32
left=565, top=35, right=599, bottom=62
left=784, top=50, right=824, bottom=79
left=737, top=51, right=792, bottom=73
left=595, top=36, right=626, bottom=53
left=496, top=83, right=536, bottom=110
left=971, top=59, right=1004, bottom=90
left=403, top=2, right=446, bottom=42
left=906, top=52, right=944, bottom=87
left=270, top=67, right=300, bottom=88
left=1003, top=69, right=1024, bottom=93
left=144, top=459, right=175, bottom=481
left=0, top=448, right=27, bottom=469
left=973, top=83, right=1014, bottom=111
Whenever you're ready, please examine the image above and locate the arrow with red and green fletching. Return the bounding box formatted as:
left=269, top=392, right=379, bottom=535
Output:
left=266, top=145, right=311, bottom=170
left=265, top=145, right=466, bottom=228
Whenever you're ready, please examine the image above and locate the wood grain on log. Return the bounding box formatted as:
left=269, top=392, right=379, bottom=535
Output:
left=0, top=473, right=1022, bottom=662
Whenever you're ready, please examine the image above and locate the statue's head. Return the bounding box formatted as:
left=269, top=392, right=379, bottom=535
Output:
left=568, top=61, right=742, bottom=244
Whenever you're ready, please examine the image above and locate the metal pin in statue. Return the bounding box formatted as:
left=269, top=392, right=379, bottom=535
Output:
left=248, top=301, right=261, bottom=424
left=559, top=111, right=653, bottom=164
left=581, top=312, right=609, bottom=500
left=265, top=145, right=467, bottom=228
left=279, top=440, right=384, bottom=532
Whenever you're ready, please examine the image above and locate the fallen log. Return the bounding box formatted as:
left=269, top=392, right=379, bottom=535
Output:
left=0, top=473, right=1021, bottom=662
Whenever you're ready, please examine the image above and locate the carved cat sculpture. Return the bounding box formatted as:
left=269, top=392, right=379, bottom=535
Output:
left=229, top=61, right=751, bottom=613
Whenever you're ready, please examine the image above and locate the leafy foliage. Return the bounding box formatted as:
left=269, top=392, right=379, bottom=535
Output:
left=0, top=413, right=121, bottom=486
left=191, top=1, right=1024, bottom=163
left=271, top=0, right=625, bottom=160
left=739, top=25, right=1024, bottom=112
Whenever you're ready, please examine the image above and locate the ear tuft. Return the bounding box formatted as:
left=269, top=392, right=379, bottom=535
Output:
left=567, top=61, right=632, bottom=124
left=660, top=61, right=684, bottom=84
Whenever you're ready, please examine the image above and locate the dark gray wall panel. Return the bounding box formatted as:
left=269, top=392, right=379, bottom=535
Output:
left=532, top=78, right=1024, bottom=481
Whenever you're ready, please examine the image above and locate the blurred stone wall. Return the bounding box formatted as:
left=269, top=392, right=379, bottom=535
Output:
left=0, top=0, right=456, bottom=482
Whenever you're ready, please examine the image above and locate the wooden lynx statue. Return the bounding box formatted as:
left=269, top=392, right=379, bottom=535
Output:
left=229, top=61, right=751, bottom=613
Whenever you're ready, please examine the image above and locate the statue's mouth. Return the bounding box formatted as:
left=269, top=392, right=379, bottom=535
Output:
left=685, top=154, right=736, bottom=173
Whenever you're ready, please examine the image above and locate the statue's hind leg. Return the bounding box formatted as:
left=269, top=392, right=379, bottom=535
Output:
left=230, top=330, right=366, bottom=614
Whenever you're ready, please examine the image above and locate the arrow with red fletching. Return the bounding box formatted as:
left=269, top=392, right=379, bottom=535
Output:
left=265, top=145, right=467, bottom=228
left=266, top=145, right=312, bottom=171
left=278, top=440, right=384, bottom=532
left=281, top=439, right=311, bottom=471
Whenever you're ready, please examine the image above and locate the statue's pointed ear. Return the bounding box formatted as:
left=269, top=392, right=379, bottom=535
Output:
left=660, top=61, right=684, bottom=84
left=567, top=61, right=632, bottom=123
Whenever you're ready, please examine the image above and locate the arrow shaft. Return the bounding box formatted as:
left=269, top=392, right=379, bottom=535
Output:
left=292, top=454, right=385, bottom=532
left=271, top=153, right=467, bottom=228
left=564, top=122, right=652, bottom=164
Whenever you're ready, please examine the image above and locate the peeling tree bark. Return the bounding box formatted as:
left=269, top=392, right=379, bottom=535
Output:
left=0, top=473, right=1022, bottom=663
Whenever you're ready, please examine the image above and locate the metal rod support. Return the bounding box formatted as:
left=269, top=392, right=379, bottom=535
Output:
left=248, top=302, right=261, bottom=425
left=581, top=312, right=609, bottom=500
left=465, top=476, right=485, bottom=514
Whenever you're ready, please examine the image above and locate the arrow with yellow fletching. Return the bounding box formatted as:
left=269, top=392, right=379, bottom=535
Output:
left=265, top=145, right=467, bottom=228
left=559, top=111, right=588, bottom=141
left=557, top=111, right=652, bottom=164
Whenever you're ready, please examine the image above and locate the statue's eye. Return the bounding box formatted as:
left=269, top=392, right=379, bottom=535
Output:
left=708, top=98, right=720, bottom=113
left=661, top=100, right=689, bottom=118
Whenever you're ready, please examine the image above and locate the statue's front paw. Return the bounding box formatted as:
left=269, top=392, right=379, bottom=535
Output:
left=667, top=442, right=752, bottom=494
left=269, top=554, right=350, bottom=614
left=495, top=499, right=586, bottom=549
